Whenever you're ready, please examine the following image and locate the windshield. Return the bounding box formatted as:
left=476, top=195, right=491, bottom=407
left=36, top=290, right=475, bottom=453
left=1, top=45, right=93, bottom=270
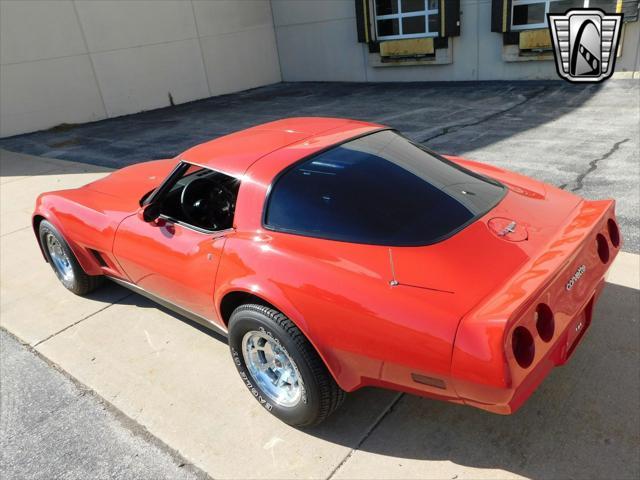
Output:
left=264, top=130, right=505, bottom=246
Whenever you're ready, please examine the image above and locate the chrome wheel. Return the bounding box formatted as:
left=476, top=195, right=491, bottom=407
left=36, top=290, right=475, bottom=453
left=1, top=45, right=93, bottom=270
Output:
left=45, top=233, right=74, bottom=282
left=242, top=330, right=302, bottom=407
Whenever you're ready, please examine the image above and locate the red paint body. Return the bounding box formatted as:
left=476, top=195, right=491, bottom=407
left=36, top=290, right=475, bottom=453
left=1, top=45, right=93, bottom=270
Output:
left=33, top=118, right=620, bottom=414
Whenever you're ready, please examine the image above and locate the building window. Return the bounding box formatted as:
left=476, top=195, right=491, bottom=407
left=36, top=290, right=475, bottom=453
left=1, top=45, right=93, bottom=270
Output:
left=374, top=0, right=440, bottom=39
left=511, top=0, right=618, bottom=30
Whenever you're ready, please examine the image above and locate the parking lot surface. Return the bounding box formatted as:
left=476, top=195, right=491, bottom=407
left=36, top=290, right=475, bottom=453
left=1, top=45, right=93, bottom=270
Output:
left=1, top=80, right=639, bottom=479
left=0, top=80, right=638, bottom=252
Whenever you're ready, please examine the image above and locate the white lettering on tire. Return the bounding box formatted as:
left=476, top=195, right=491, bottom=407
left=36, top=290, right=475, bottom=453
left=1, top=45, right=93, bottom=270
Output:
left=232, top=346, right=274, bottom=411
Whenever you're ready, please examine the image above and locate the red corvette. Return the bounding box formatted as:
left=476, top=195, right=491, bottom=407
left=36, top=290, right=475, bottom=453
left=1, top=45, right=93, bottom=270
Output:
left=33, top=118, right=620, bottom=426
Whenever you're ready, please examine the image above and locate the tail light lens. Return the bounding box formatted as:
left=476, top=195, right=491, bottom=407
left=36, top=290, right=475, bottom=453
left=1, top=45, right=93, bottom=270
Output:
left=607, top=219, right=620, bottom=248
left=535, top=303, right=555, bottom=342
left=512, top=326, right=535, bottom=368
left=596, top=234, right=609, bottom=263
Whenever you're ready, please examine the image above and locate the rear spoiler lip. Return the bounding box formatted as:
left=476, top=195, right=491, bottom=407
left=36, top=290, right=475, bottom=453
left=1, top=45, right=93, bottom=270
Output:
left=451, top=196, right=592, bottom=334
left=501, top=198, right=615, bottom=329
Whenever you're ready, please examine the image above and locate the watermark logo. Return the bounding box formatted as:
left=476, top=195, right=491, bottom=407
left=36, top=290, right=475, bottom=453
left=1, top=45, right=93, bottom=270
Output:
left=548, top=9, right=623, bottom=83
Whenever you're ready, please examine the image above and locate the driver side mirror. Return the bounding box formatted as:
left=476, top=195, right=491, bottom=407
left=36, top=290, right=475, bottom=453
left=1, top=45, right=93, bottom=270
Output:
left=139, top=202, right=162, bottom=223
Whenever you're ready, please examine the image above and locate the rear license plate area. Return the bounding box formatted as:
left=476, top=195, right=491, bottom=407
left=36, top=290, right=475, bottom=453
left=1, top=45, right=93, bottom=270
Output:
left=565, top=301, right=593, bottom=359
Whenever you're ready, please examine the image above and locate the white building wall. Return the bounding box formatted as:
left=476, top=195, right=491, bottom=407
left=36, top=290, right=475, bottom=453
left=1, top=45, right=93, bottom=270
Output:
left=1, top=0, right=637, bottom=137
left=271, top=0, right=640, bottom=82
left=0, top=0, right=281, bottom=137
left=274, top=17, right=367, bottom=82
left=272, top=0, right=367, bottom=81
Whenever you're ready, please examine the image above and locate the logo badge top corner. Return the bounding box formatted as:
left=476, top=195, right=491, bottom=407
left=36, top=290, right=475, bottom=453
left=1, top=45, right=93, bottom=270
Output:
left=548, top=9, right=623, bottom=83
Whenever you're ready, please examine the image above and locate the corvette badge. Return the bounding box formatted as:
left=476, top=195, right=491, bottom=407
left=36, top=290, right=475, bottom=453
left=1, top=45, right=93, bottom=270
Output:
left=566, top=264, right=587, bottom=290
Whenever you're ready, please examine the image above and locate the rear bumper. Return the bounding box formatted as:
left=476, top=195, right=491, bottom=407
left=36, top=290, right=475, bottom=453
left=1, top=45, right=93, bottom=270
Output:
left=464, top=277, right=606, bottom=415
left=451, top=198, right=620, bottom=414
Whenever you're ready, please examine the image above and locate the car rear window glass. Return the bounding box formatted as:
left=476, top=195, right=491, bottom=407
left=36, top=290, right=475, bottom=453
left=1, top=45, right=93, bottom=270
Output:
left=264, top=130, right=505, bottom=246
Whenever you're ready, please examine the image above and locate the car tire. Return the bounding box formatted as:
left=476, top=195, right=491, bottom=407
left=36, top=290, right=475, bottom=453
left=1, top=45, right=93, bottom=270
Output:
left=38, top=220, right=104, bottom=296
left=228, top=304, right=346, bottom=427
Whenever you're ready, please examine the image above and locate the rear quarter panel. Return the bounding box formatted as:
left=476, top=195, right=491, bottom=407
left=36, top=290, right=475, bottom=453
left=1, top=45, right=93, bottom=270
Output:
left=216, top=146, right=469, bottom=398
left=214, top=231, right=464, bottom=398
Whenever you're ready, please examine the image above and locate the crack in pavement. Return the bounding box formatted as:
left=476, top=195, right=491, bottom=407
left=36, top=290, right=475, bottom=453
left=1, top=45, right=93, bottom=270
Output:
left=420, top=86, right=548, bottom=144
left=559, top=138, right=630, bottom=192
left=0, top=225, right=31, bottom=237
left=31, top=291, right=134, bottom=348
left=326, top=392, right=405, bottom=480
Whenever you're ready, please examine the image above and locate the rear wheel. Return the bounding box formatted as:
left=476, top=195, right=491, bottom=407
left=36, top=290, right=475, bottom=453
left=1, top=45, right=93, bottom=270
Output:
left=38, top=220, right=104, bottom=295
left=228, top=304, right=345, bottom=427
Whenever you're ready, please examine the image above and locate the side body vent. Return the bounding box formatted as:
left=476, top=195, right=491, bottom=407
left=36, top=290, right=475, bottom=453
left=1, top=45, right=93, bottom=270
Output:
left=89, top=249, right=109, bottom=268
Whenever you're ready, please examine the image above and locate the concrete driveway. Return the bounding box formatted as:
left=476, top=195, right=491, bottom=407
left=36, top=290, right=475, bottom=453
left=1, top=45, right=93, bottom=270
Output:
left=1, top=145, right=638, bottom=479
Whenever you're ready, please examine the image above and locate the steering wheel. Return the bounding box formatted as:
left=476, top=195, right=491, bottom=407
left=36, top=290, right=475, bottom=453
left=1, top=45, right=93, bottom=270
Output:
left=180, top=177, right=235, bottom=230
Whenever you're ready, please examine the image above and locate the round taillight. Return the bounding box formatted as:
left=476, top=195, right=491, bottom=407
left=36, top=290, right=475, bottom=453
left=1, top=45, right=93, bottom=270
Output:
left=596, top=233, right=609, bottom=263
left=512, top=326, right=535, bottom=368
left=535, top=303, right=555, bottom=342
left=607, top=219, right=620, bottom=248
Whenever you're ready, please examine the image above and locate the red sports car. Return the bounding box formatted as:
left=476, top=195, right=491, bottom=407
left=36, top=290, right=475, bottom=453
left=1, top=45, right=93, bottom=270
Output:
left=33, top=118, right=620, bottom=426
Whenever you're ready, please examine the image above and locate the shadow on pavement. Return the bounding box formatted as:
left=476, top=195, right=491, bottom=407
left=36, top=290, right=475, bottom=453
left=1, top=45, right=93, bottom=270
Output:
left=3, top=80, right=638, bottom=253
left=0, top=149, right=112, bottom=180
left=0, top=81, right=602, bottom=168
left=113, top=280, right=639, bottom=479
left=315, top=282, right=640, bottom=479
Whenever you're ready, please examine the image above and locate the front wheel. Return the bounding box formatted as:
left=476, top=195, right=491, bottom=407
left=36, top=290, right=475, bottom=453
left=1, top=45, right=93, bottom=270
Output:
left=228, top=304, right=345, bottom=427
left=38, top=220, right=104, bottom=295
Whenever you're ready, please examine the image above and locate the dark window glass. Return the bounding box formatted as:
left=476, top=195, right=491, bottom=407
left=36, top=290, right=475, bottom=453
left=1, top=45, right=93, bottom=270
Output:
left=376, top=0, right=398, bottom=15
left=587, top=0, right=617, bottom=13
left=548, top=0, right=585, bottom=13
left=158, top=164, right=239, bottom=231
left=377, top=18, right=400, bottom=36
left=513, top=3, right=546, bottom=25
left=265, top=131, right=505, bottom=246
left=402, top=15, right=426, bottom=34
left=401, top=0, right=425, bottom=12
left=428, top=14, right=439, bottom=32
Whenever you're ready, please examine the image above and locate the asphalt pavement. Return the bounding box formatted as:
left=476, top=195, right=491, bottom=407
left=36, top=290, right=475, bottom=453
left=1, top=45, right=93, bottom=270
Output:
left=0, top=80, right=638, bottom=252
left=0, top=329, right=208, bottom=480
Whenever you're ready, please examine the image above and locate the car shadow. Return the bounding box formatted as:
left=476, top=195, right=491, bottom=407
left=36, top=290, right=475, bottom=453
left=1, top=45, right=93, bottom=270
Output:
left=111, top=280, right=639, bottom=479
left=106, top=284, right=228, bottom=343
left=0, top=148, right=112, bottom=179
left=312, top=282, right=640, bottom=479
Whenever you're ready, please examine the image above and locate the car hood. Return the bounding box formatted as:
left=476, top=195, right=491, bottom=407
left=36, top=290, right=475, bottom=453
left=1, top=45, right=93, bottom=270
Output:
left=81, top=158, right=177, bottom=211
left=390, top=158, right=583, bottom=316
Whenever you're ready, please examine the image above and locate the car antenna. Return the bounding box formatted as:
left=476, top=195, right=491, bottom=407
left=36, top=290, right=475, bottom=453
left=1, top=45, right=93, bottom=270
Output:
left=388, top=248, right=399, bottom=287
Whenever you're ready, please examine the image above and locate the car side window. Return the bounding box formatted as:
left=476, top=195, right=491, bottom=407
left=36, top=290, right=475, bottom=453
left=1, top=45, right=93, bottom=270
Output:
left=158, top=164, right=240, bottom=232
left=264, top=130, right=504, bottom=246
